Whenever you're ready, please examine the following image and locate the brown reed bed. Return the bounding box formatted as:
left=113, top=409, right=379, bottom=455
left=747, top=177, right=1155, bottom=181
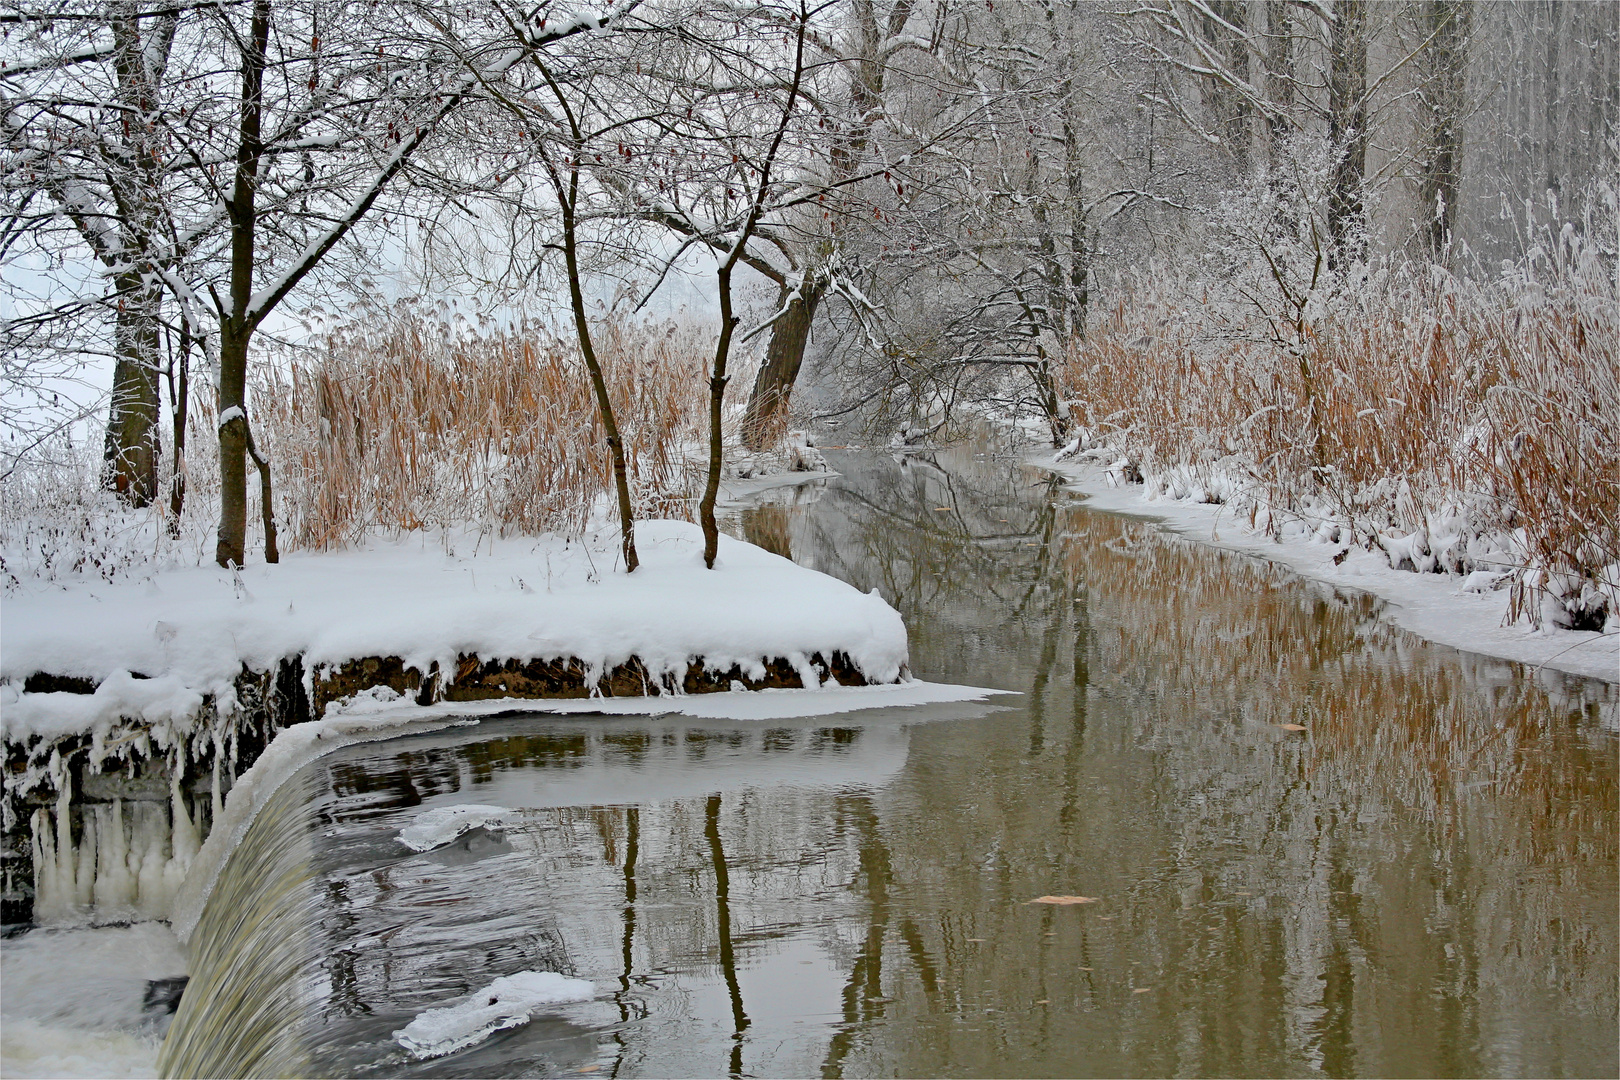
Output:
left=250, top=313, right=724, bottom=550
left=1057, top=258, right=1619, bottom=630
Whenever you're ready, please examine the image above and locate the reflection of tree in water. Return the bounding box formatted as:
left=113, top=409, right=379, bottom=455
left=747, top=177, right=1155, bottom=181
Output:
left=778, top=448, right=1617, bottom=1077
left=274, top=448, right=1612, bottom=1078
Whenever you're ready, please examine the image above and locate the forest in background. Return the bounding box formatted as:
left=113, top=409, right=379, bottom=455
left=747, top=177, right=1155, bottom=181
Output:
left=1, top=0, right=1615, bottom=626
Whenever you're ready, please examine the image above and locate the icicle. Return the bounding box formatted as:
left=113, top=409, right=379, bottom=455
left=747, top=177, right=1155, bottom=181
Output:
left=163, top=774, right=201, bottom=907
left=73, top=804, right=97, bottom=910
left=135, top=801, right=169, bottom=919
left=212, top=724, right=225, bottom=826
left=51, top=756, right=77, bottom=917
left=93, top=799, right=137, bottom=910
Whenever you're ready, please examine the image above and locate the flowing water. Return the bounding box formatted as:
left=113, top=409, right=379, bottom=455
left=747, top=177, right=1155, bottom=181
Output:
left=163, top=448, right=1617, bottom=1078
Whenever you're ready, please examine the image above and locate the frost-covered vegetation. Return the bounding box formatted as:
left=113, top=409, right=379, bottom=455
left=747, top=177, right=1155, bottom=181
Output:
left=1055, top=228, right=1618, bottom=632
left=0, top=313, right=767, bottom=586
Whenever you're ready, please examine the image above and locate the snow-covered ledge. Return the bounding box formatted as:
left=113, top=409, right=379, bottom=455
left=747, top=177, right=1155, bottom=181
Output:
left=0, top=521, right=956, bottom=927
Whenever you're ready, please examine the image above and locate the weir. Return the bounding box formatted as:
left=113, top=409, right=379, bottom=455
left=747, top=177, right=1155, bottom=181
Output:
left=157, top=769, right=320, bottom=1079
left=153, top=710, right=931, bottom=1078
left=2, top=648, right=889, bottom=927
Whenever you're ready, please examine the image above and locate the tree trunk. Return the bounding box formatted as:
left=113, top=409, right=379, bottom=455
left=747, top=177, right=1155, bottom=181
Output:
left=215, top=324, right=250, bottom=568
left=1417, top=0, right=1469, bottom=263
left=741, top=280, right=823, bottom=452
left=104, top=275, right=162, bottom=505
left=1327, top=0, right=1369, bottom=261
left=701, top=265, right=740, bottom=569
left=167, top=327, right=191, bottom=529
left=1265, top=0, right=1295, bottom=169
left=215, top=0, right=269, bottom=569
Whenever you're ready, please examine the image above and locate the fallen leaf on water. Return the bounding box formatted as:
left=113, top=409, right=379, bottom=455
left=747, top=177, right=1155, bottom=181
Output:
left=1277, top=723, right=1307, bottom=732
left=1026, top=895, right=1099, bottom=905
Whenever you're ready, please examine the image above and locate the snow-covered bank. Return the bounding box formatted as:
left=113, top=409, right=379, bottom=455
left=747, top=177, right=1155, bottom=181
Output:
left=1036, top=453, right=1618, bottom=684
left=3, top=519, right=909, bottom=735
left=1, top=514, right=956, bottom=928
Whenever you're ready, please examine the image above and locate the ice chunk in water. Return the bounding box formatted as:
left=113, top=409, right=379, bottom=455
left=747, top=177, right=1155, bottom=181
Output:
left=397, top=804, right=510, bottom=852
left=392, top=971, right=594, bottom=1059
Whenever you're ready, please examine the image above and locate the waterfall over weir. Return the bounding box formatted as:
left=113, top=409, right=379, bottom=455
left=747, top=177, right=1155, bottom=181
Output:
left=157, top=772, right=320, bottom=1079
left=151, top=708, right=926, bottom=1078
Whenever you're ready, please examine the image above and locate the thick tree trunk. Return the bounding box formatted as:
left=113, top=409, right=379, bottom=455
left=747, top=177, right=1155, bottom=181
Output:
left=104, top=275, right=162, bottom=505
left=215, top=325, right=250, bottom=568
left=741, top=281, right=822, bottom=452
left=1418, top=0, right=1469, bottom=263
left=1327, top=0, right=1369, bottom=261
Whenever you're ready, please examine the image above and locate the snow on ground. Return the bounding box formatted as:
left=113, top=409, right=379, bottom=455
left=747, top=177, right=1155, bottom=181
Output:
left=392, top=971, right=595, bottom=1060
left=1035, top=453, right=1619, bottom=684
left=0, top=519, right=911, bottom=744
left=0, top=921, right=187, bottom=1079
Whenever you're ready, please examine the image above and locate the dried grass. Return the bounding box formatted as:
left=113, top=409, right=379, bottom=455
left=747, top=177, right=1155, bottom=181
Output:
left=1, top=313, right=742, bottom=585
left=253, top=313, right=720, bottom=550
left=1058, top=254, right=1619, bottom=629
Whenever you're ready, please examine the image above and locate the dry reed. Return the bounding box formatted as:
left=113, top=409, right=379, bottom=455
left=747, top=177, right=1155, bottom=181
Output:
left=1058, top=255, right=1619, bottom=630
left=253, top=313, right=722, bottom=550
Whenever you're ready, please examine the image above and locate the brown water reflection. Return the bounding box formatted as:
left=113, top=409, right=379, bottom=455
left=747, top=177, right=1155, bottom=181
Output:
left=277, top=448, right=1613, bottom=1079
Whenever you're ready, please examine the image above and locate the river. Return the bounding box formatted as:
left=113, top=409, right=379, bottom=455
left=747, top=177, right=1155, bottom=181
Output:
left=31, top=447, right=1620, bottom=1078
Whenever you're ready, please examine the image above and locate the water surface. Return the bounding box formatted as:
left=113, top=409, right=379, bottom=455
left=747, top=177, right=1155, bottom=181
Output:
left=180, top=448, right=1619, bottom=1078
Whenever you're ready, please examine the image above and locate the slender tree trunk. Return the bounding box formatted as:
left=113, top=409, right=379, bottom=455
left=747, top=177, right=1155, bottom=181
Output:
left=701, top=264, right=740, bottom=569
left=561, top=181, right=639, bottom=573
left=1327, top=0, right=1369, bottom=261
left=166, top=325, right=191, bottom=531
left=1265, top=0, right=1294, bottom=169
left=741, top=280, right=823, bottom=451
left=215, top=0, right=270, bottom=568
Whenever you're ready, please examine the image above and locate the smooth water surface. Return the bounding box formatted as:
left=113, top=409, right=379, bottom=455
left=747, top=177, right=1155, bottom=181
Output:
left=215, top=449, right=1619, bottom=1078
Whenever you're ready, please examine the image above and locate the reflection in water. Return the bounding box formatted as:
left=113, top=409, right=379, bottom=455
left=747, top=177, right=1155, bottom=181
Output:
left=170, top=448, right=1616, bottom=1079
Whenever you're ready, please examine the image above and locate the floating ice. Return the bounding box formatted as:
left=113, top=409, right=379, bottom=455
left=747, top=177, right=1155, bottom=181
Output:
left=397, top=804, right=510, bottom=852
left=392, top=971, right=594, bottom=1060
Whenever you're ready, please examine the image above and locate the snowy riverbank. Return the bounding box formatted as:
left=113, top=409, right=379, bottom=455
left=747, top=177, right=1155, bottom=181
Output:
left=2, top=518, right=910, bottom=742
left=1035, top=453, right=1618, bottom=685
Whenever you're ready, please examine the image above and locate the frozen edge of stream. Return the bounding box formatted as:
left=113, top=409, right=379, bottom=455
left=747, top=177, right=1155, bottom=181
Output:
left=1034, top=452, right=1619, bottom=686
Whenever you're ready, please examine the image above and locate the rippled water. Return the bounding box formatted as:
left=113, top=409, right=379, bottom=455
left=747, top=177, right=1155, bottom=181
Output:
left=170, top=448, right=1619, bottom=1078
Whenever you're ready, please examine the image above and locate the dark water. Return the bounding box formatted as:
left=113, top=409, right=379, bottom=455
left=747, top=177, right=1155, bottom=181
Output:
left=186, top=448, right=1620, bottom=1078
